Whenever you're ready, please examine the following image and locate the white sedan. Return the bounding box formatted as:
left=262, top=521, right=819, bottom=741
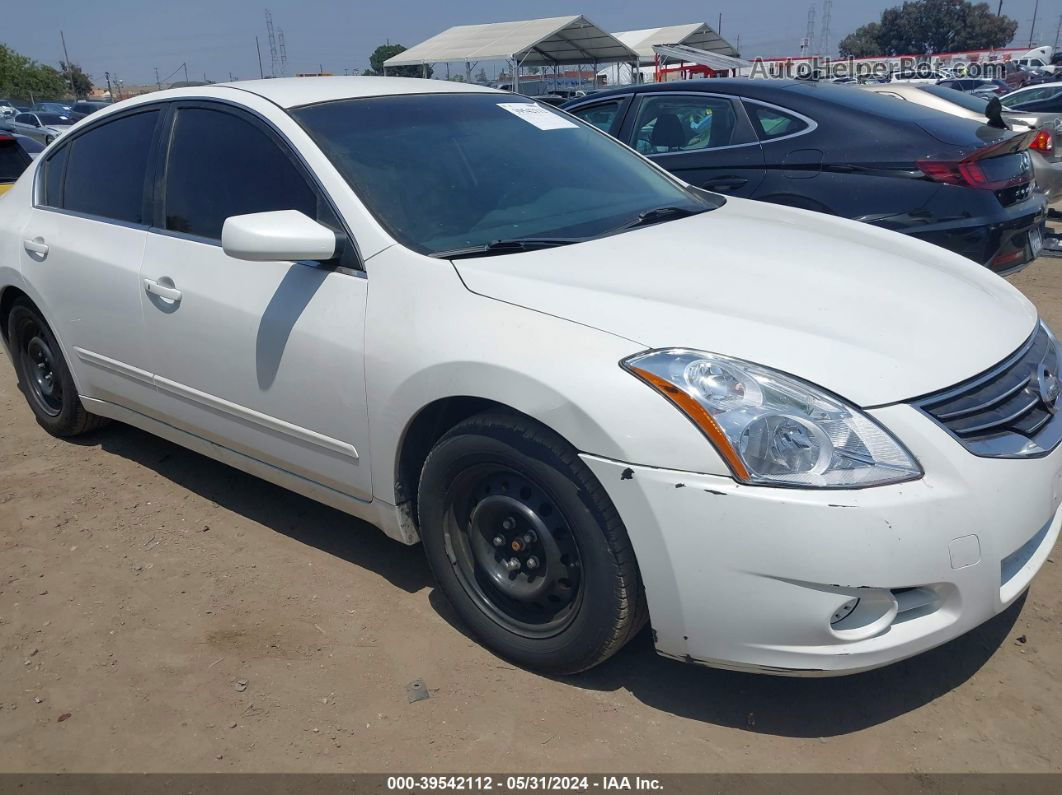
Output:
left=0, top=78, right=1058, bottom=676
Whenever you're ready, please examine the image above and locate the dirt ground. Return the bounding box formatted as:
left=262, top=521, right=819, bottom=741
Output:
left=1, top=261, right=1061, bottom=775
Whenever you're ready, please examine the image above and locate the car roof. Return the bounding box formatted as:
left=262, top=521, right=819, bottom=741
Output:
left=569, top=77, right=801, bottom=104
left=106, top=77, right=501, bottom=114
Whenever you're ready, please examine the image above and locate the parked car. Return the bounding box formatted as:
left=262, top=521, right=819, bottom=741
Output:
left=70, top=100, right=110, bottom=116
left=890, top=68, right=945, bottom=84
left=0, top=99, right=16, bottom=118
left=1003, top=83, right=1062, bottom=109
left=31, top=101, right=73, bottom=115
left=1001, top=87, right=1062, bottom=114
left=861, top=83, right=1062, bottom=204
left=564, top=79, right=1045, bottom=273
left=7, top=112, right=75, bottom=145
left=1016, top=56, right=1058, bottom=76
left=939, top=77, right=1009, bottom=96
left=1, top=78, right=1059, bottom=677
left=0, top=132, right=34, bottom=196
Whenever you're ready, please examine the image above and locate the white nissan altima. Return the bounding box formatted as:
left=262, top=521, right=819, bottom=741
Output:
left=0, top=78, right=1058, bottom=676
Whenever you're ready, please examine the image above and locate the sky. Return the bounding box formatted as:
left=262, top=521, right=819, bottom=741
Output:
left=4, top=0, right=1059, bottom=87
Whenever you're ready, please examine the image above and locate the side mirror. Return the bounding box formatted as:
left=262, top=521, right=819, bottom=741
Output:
left=222, top=210, right=338, bottom=262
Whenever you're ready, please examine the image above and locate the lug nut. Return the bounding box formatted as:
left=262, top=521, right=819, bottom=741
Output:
left=503, top=558, right=521, bottom=572
left=502, top=517, right=516, bottom=531
left=525, top=556, right=540, bottom=570
left=492, top=535, right=505, bottom=547
left=522, top=530, right=537, bottom=544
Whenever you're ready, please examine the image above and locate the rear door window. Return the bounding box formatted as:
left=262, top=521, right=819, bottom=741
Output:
left=0, top=137, right=30, bottom=181
left=630, top=94, right=744, bottom=154
left=745, top=104, right=810, bottom=140
left=162, top=106, right=319, bottom=241
left=58, top=109, right=159, bottom=223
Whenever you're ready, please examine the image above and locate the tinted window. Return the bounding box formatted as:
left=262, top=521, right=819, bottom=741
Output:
left=747, top=104, right=809, bottom=140
left=0, top=138, right=30, bottom=181
left=919, top=85, right=989, bottom=113
left=62, top=110, right=158, bottom=223
left=164, top=107, right=317, bottom=240
left=42, top=145, right=67, bottom=204
left=293, top=94, right=715, bottom=256
left=570, top=100, right=624, bottom=132
left=15, top=114, right=36, bottom=126
left=631, top=95, right=741, bottom=154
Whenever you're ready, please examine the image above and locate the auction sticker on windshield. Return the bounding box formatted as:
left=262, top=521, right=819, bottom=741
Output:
left=498, top=102, right=579, bottom=130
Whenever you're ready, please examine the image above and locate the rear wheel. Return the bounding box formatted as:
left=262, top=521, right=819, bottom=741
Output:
left=7, top=301, right=108, bottom=436
left=418, top=411, right=647, bottom=674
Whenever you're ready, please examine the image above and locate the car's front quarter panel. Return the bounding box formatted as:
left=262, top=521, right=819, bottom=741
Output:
left=0, top=170, right=35, bottom=351
left=362, top=245, right=735, bottom=517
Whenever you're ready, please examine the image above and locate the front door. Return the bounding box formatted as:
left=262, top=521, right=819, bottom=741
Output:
left=138, top=102, right=371, bottom=501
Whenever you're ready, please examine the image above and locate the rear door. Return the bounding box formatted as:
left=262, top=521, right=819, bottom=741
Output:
left=18, top=107, right=162, bottom=412
left=138, top=101, right=372, bottom=501
left=618, top=92, right=766, bottom=197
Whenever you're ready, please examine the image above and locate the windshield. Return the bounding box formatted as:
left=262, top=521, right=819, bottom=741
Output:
left=291, top=93, right=716, bottom=256
left=35, top=113, right=70, bottom=125
left=919, top=85, right=990, bottom=113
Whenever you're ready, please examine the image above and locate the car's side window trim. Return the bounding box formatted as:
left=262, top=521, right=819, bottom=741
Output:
left=32, top=104, right=165, bottom=230
left=620, top=92, right=761, bottom=156
left=152, top=97, right=363, bottom=272
left=740, top=98, right=818, bottom=145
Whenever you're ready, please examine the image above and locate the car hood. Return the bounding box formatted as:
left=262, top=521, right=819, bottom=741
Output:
left=454, top=199, right=1037, bottom=407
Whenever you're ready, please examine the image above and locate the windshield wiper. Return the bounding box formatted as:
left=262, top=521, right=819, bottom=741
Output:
left=430, top=238, right=583, bottom=260
left=615, top=206, right=704, bottom=232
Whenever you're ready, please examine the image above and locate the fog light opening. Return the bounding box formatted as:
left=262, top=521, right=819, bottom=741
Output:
left=830, top=598, right=860, bottom=625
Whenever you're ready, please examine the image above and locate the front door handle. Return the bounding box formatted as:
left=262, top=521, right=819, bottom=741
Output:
left=702, top=176, right=749, bottom=191
left=23, top=237, right=49, bottom=257
left=144, top=277, right=182, bottom=302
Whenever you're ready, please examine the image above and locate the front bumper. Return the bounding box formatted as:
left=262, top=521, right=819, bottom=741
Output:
left=583, top=403, right=1061, bottom=676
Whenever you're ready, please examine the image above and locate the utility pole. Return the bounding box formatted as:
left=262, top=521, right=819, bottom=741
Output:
left=1030, top=0, right=1040, bottom=48
left=819, top=0, right=833, bottom=58
left=59, top=31, right=76, bottom=96
left=183, top=62, right=189, bottom=84
left=265, top=9, right=279, bottom=77
left=997, top=1, right=1003, bottom=16
left=154, top=66, right=161, bottom=90
left=105, top=70, right=112, bottom=99
left=717, top=13, right=722, bottom=35
left=1055, top=14, right=1062, bottom=48
left=256, top=37, right=265, bottom=79
left=278, top=29, right=288, bottom=76
left=802, top=4, right=817, bottom=57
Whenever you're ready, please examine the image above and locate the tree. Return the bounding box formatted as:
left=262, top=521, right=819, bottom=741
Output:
left=838, top=0, right=1018, bottom=58
left=60, top=61, right=93, bottom=98
left=0, top=44, right=69, bottom=101
left=365, top=44, right=432, bottom=78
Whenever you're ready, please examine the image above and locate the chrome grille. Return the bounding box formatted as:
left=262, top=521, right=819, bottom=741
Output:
left=914, top=324, right=1062, bottom=458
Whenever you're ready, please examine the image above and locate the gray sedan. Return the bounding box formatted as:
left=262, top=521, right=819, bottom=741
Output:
left=5, top=112, right=74, bottom=145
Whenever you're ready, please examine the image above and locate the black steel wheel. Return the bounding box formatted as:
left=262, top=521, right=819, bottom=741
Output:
left=418, top=411, right=647, bottom=674
left=447, top=466, right=584, bottom=638
left=7, top=300, right=109, bottom=437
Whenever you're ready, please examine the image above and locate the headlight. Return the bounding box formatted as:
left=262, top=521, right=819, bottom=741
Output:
left=622, top=349, right=922, bottom=488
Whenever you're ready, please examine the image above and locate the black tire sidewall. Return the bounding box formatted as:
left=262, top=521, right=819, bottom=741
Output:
left=419, top=421, right=633, bottom=674
left=8, top=303, right=82, bottom=434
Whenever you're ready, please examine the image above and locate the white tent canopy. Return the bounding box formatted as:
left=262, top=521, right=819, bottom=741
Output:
left=651, top=44, right=752, bottom=73
left=383, top=15, right=638, bottom=70
left=614, top=23, right=738, bottom=63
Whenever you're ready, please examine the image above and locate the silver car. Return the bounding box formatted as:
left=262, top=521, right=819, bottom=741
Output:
left=7, top=112, right=74, bottom=145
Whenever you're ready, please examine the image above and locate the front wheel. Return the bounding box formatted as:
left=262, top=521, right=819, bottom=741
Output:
left=418, top=411, right=647, bottom=674
left=7, top=301, right=108, bottom=436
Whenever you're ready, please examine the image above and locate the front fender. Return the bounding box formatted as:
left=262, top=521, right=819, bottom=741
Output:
left=363, top=246, right=732, bottom=505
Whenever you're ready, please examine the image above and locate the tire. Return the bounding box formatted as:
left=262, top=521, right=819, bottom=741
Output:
left=7, top=300, right=109, bottom=437
left=418, top=411, right=648, bottom=674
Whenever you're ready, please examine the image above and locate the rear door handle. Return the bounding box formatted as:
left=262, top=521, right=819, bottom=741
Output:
left=23, top=237, right=49, bottom=257
left=144, top=278, right=182, bottom=302
left=702, top=177, right=749, bottom=191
